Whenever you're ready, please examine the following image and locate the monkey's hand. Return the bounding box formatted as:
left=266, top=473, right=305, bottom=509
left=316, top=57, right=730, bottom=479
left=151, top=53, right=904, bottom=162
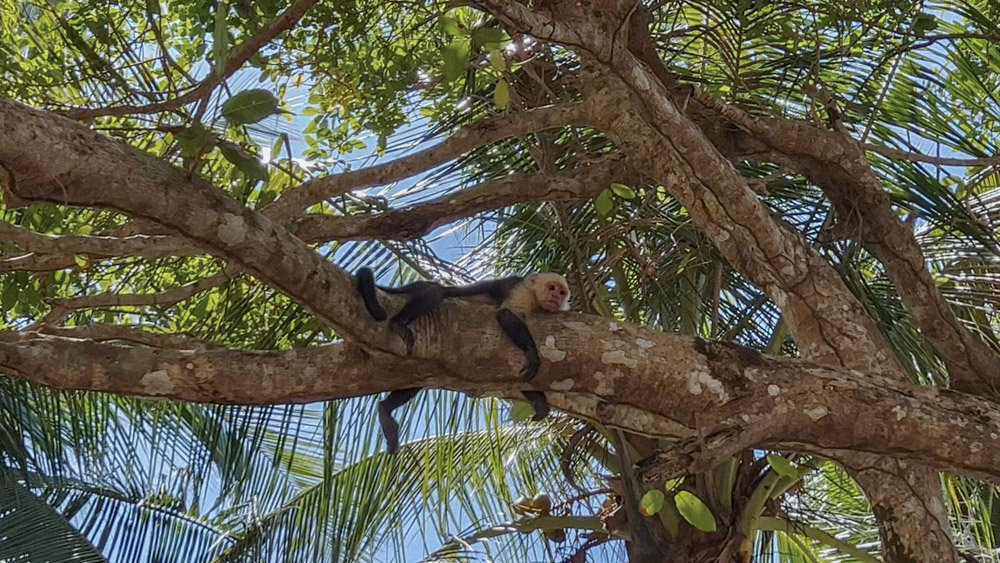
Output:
left=389, top=321, right=415, bottom=355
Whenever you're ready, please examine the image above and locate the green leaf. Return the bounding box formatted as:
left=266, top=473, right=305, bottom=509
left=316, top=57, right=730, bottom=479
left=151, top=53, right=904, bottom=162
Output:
left=639, top=489, right=664, bottom=516
left=221, top=89, right=281, bottom=125
left=176, top=123, right=216, bottom=158
left=472, top=26, right=507, bottom=47
left=594, top=189, right=614, bottom=216
left=658, top=499, right=681, bottom=537
left=912, top=13, right=938, bottom=35
left=766, top=454, right=798, bottom=478
left=439, top=14, right=462, bottom=37
left=510, top=401, right=535, bottom=422
left=213, top=1, right=228, bottom=77
left=218, top=141, right=269, bottom=182
left=442, top=40, right=469, bottom=82
left=0, top=472, right=107, bottom=563
left=610, top=183, right=636, bottom=199
left=489, top=49, right=506, bottom=71
left=2, top=281, right=18, bottom=312
left=193, top=294, right=212, bottom=319
left=73, top=255, right=88, bottom=268
left=493, top=79, right=510, bottom=110
left=674, top=491, right=717, bottom=532
left=270, top=134, right=285, bottom=161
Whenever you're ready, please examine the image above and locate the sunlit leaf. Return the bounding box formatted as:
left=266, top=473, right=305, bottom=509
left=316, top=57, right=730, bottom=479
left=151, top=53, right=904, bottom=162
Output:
left=218, top=141, right=269, bottom=182
left=594, top=189, right=614, bottom=216
left=640, top=489, right=665, bottom=516
left=510, top=401, right=535, bottom=422
left=610, top=183, right=636, bottom=199
left=766, top=454, right=798, bottom=478
left=674, top=491, right=716, bottom=532
left=176, top=124, right=215, bottom=158
left=213, top=1, right=228, bottom=76
left=912, top=13, right=938, bottom=36
left=221, top=89, right=281, bottom=125
left=472, top=26, right=506, bottom=48
left=494, top=79, right=510, bottom=109
left=442, top=40, right=469, bottom=82
left=489, top=49, right=506, bottom=71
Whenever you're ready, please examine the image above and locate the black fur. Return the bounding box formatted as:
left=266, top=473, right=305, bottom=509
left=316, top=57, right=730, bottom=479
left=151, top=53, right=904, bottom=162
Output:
left=377, top=387, right=420, bottom=454
left=355, top=267, right=551, bottom=452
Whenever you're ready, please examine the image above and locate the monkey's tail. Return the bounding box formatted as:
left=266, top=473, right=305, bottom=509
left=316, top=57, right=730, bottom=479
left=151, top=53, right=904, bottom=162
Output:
left=374, top=285, right=415, bottom=294
left=356, top=267, right=388, bottom=321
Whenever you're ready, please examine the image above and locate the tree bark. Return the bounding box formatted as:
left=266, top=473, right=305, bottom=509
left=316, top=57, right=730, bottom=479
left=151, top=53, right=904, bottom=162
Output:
left=474, top=1, right=960, bottom=559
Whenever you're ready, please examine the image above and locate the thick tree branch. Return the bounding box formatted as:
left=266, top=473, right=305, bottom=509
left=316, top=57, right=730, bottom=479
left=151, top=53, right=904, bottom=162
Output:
left=0, top=157, right=615, bottom=271
left=264, top=101, right=595, bottom=221
left=0, top=253, right=88, bottom=273
left=629, top=28, right=1000, bottom=399
left=0, top=221, right=200, bottom=257
left=475, top=2, right=958, bottom=559
left=291, top=155, right=628, bottom=242
left=583, top=64, right=899, bottom=375
left=687, top=89, right=1000, bottom=398
left=0, top=97, right=382, bottom=348
left=38, top=324, right=223, bottom=349
left=4, top=317, right=1000, bottom=486
left=0, top=221, right=202, bottom=272
left=1, top=103, right=599, bottom=277
left=38, top=268, right=236, bottom=326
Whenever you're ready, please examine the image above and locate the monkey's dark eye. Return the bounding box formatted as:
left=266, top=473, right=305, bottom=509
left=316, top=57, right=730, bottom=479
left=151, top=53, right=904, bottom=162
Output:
left=547, top=283, right=556, bottom=290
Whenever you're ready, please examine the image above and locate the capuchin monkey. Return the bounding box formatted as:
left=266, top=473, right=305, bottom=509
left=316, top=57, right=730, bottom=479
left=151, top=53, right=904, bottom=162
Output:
left=355, top=267, right=570, bottom=453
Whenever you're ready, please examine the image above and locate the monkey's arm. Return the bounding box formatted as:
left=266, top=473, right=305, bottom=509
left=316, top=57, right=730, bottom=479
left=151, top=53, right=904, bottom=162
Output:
left=496, top=308, right=541, bottom=381
left=496, top=308, right=550, bottom=421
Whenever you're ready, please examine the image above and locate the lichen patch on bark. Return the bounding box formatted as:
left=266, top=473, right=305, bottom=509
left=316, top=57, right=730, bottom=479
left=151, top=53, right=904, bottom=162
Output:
left=540, top=335, right=567, bottom=362
left=601, top=350, right=637, bottom=368
left=217, top=213, right=248, bottom=245
left=687, top=369, right=729, bottom=402
left=550, top=378, right=575, bottom=391
left=140, top=370, right=176, bottom=395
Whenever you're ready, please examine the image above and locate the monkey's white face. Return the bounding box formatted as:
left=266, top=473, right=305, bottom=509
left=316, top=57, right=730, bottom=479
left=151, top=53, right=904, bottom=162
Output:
left=533, top=274, right=570, bottom=312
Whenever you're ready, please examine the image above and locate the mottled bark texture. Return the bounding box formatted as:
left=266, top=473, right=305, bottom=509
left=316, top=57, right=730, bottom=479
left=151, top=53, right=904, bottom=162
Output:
left=5, top=323, right=1000, bottom=486
left=474, top=0, right=965, bottom=560
left=2, top=0, right=997, bottom=558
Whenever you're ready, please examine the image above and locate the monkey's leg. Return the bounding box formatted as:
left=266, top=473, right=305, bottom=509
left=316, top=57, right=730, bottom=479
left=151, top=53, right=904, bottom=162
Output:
left=378, top=388, right=421, bottom=454
left=496, top=308, right=549, bottom=420
left=356, top=267, right=388, bottom=321
left=389, top=285, right=445, bottom=354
